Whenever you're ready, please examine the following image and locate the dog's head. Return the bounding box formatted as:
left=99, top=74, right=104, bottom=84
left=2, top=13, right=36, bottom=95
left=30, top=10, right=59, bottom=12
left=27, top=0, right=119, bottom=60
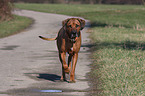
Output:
left=62, top=18, right=85, bottom=42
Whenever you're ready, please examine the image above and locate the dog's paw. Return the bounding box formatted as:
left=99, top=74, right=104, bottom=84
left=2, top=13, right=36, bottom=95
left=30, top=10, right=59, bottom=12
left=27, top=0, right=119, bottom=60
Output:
left=68, top=80, right=76, bottom=83
left=64, top=68, right=70, bottom=74
left=60, top=79, right=66, bottom=82
left=64, top=69, right=70, bottom=74
left=60, top=78, right=68, bottom=82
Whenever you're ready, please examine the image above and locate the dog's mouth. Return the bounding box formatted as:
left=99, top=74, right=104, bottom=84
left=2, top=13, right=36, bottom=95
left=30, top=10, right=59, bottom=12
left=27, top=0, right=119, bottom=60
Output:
left=70, top=38, right=76, bottom=43
left=68, top=31, right=79, bottom=43
left=70, top=35, right=78, bottom=43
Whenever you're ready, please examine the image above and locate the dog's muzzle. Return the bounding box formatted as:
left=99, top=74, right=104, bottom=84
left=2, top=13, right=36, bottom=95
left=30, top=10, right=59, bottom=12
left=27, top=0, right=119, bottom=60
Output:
left=70, top=31, right=78, bottom=43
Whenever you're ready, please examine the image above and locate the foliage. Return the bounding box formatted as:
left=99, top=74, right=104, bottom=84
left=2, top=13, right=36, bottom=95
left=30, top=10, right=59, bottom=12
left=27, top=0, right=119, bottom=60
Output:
left=0, top=0, right=13, bottom=22
left=13, top=0, right=144, bottom=4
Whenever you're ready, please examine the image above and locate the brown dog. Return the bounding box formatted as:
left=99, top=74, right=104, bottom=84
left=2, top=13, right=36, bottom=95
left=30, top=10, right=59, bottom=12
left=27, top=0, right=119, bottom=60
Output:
left=39, top=18, right=85, bottom=83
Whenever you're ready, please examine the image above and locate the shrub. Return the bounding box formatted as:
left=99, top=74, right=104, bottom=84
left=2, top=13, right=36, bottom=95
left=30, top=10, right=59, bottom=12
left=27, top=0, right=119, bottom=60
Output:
left=0, top=0, right=13, bottom=22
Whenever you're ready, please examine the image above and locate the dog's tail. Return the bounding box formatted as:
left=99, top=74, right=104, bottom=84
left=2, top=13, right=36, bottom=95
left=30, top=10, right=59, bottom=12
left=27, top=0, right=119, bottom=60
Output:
left=39, top=36, right=57, bottom=41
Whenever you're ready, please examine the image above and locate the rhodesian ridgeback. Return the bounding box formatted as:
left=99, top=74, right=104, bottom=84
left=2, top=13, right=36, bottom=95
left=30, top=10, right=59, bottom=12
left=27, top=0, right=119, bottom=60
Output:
left=39, top=18, right=85, bottom=83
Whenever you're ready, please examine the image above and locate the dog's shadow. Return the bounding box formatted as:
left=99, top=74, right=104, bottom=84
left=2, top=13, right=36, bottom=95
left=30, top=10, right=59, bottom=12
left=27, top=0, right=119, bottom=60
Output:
left=37, top=73, right=61, bottom=82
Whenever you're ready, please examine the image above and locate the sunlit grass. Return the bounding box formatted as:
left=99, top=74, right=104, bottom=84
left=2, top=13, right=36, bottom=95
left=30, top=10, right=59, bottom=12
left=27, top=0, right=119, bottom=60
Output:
left=0, top=15, right=32, bottom=38
left=15, top=3, right=145, bottom=30
left=91, top=27, right=145, bottom=95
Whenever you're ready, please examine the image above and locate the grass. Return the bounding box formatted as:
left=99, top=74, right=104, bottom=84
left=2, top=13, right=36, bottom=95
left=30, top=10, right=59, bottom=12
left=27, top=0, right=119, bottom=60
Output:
left=90, top=27, right=145, bottom=95
left=15, top=3, right=145, bottom=96
left=15, top=3, right=145, bottom=30
left=0, top=15, right=32, bottom=38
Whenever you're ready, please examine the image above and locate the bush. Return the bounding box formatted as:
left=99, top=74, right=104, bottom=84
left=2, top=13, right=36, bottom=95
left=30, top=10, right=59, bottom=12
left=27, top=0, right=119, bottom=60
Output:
left=0, top=0, right=13, bottom=22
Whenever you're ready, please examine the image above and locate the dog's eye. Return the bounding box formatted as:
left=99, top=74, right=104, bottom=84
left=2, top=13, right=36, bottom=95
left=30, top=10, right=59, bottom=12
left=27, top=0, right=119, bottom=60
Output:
left=68, top=25, right=72, bottom=28
left=76, top=24, right=79, bottom=28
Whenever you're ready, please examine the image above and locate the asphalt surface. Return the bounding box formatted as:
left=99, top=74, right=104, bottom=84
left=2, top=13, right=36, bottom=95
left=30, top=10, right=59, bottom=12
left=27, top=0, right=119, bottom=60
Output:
left=0, top=10, right=91, bottom=96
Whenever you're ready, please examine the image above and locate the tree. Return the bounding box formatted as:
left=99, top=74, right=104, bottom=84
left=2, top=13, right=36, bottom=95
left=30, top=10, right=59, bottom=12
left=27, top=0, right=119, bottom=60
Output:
left=0, top=0, right=13, bottom=22
left=142, top=0, right=145, bottom=5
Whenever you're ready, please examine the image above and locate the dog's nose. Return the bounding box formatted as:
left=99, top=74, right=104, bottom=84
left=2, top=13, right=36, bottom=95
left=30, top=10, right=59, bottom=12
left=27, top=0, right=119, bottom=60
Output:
left=71, top=30, right=78, bottom=36
left=72, top=30, right=77, bottom=34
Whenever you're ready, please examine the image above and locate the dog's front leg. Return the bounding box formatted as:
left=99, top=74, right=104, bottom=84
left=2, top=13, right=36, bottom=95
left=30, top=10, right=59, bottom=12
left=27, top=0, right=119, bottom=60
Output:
left=69, top=53, right=78, bottom=83
left=68, top=54, right=73, bottom=72
left=59, top=53, right=66, bottom=81
left=60, top=52, right=70, bottom=73
left=59, top=52, right=69, bottom=81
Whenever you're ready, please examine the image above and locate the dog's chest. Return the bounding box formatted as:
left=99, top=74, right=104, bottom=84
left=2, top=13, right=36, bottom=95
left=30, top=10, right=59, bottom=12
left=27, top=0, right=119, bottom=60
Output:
left=65, top=42, right=74, bottom=53
left=71, top=47, right=73, bottom=51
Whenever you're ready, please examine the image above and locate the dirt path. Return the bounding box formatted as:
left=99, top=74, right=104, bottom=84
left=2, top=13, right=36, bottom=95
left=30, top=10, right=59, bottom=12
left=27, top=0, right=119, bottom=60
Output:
left=0, top=10, right=91, bottom=96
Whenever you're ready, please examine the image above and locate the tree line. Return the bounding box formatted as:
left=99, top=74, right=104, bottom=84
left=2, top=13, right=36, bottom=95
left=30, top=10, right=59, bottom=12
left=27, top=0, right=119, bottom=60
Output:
left=13, top=0, right=144, bottom=4
left=0, top=0, right=144, bottom=22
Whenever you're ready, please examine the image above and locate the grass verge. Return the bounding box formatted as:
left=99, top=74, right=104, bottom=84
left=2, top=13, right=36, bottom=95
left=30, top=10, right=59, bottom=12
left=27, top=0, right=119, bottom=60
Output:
left=0, top=15, right=32, bottom=38
left=15, top=3, right=145, bottom=95
left=90, top=27, right=145, bottom=95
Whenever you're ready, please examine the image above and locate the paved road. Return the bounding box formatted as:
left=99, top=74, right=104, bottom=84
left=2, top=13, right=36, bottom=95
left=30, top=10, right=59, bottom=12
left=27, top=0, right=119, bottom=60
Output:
left=0, top=10, right=91, bottom=96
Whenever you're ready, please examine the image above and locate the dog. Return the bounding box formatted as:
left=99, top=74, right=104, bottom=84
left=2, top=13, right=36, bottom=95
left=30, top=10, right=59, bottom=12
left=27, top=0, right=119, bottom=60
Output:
left=39, top=18, right=85, bottom=83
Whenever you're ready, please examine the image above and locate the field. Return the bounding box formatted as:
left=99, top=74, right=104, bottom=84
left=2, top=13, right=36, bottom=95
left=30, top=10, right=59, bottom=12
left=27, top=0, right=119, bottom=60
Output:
left=14, top=3, right=145, bottom=95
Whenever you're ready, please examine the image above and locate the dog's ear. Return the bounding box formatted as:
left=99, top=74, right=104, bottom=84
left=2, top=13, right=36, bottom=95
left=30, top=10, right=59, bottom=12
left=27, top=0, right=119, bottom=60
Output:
left=62, top=18, right=70, bottom=27
left=77, top=18, right=85, bottom=30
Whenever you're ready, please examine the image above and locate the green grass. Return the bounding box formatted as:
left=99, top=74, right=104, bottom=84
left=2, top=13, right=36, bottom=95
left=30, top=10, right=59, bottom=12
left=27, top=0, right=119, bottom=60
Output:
left=90, top=27, right=145, bottom=95
left=0, top=15, right=32, bottom=38
left=15, top=3, right=145, bottom=95
left=15, top=3, right=145, bottom=30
